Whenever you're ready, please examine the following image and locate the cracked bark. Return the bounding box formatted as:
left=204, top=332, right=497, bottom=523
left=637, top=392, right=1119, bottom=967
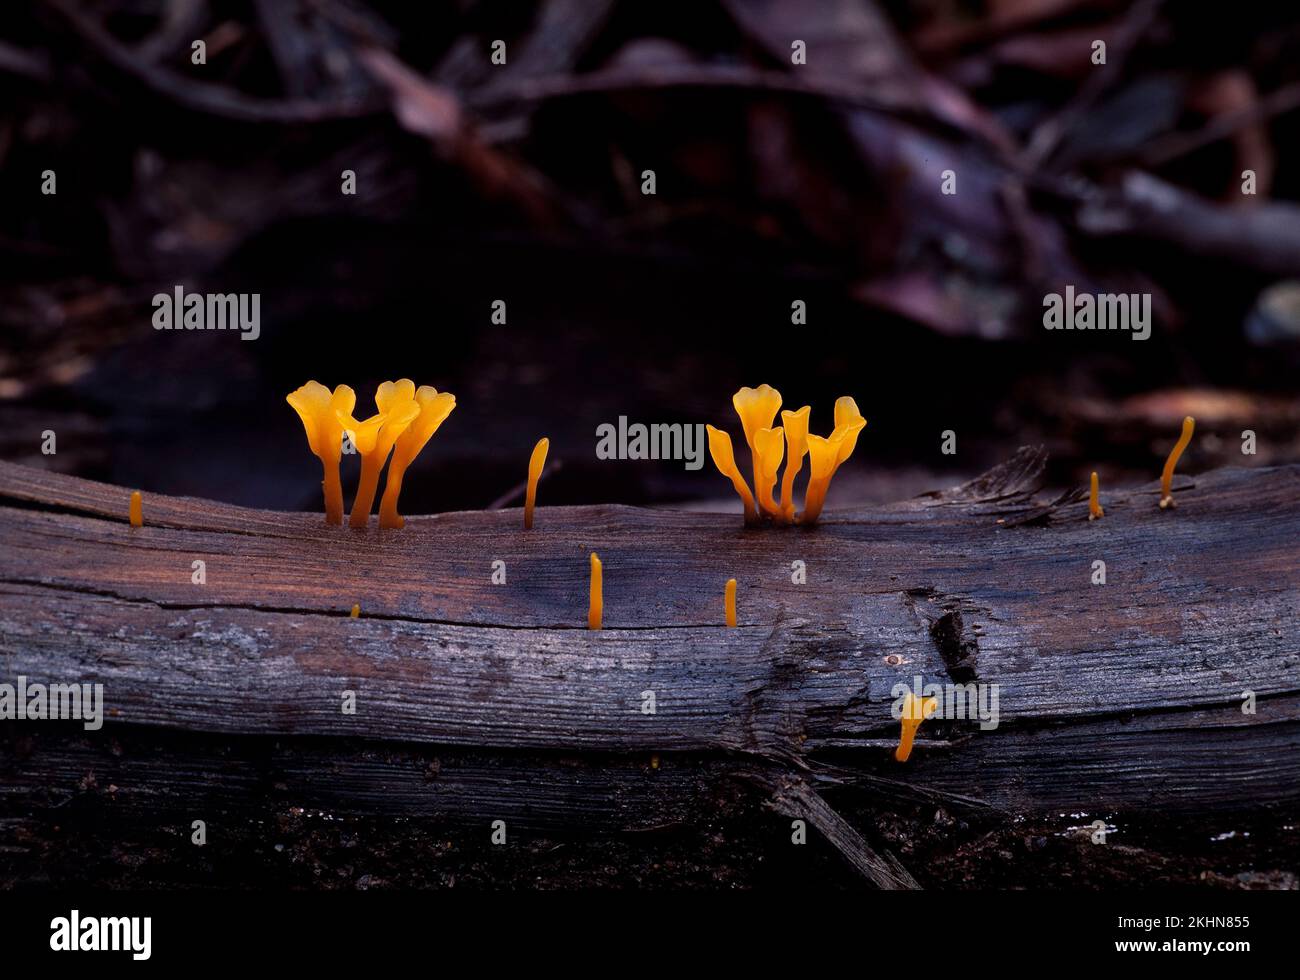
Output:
left=1, top=451, right=1297, bottom=886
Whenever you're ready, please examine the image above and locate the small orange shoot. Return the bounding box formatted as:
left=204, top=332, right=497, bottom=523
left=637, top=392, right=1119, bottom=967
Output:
left=588, top=552, right=603, bottom=630
left=1160, top=416, right=1195, bottom=510
left=524, top=437, right=549, bottom=530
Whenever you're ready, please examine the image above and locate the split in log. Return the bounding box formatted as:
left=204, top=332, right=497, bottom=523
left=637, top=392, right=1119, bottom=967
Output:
left=1, top=451, right=1297, bottom=887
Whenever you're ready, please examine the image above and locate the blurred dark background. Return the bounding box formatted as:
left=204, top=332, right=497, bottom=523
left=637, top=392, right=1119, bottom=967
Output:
left=2, top=0, right=1298, bottom=517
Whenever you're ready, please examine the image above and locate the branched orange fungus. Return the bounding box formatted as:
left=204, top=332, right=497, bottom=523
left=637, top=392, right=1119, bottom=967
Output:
left=588, top=552, right=603, bottom=630
left=725, top=578, right=737, bottom=628
left=1160, top=416, right=1195, bottom=510
left=129, top=491, right=142, bottom=528
left=523, top=437, right=549, bottom=530
left=779, top=406, right=810, bottom=520
left=895, top=691, right=938, bottom=763
left=287, top=381, right=356, bottom=524
left=338, top=380, right=421, bottom=528
left=378, top=385, right=456, bottom=529
left=1089, top=471, right=1104, bottom=520
left=706, top=424, right=759, bottom=525
left=709, top=386, right=865, bottom=527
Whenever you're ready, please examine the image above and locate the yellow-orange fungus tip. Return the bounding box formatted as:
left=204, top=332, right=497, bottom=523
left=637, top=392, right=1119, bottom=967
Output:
left=588, top=553, right=603, bottom=630
left=350, top=604, right=360, bottom=618
left=287, top=381, right=355, bottom=524
left=1089, top=471, right=1104, bottom=520
left=524, top=437, right=549, bottom=530
left=895, top=691, right=938, bottom=763
left=129, top=491, right=142, bottom=528
left=725, top=578, right=737, bottom=628
left=706, top=424, right=758, bottom=526
left=339, top=380, right=422, bottom=529
left=379, top=385, right=456, bottom=529
left=650, top=755, right=660, bottom=770
left=779, top=406, right=810, bottom=520
left=1160, top=416, right=1195, bottom=510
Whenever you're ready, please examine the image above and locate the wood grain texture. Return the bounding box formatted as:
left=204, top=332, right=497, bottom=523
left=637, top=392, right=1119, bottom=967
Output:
left=1, top=452, right=1297, bottom=884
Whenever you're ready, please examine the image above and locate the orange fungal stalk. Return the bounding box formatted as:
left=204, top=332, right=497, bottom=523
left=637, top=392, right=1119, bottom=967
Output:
left=129, top=491, right=142, bottom=528
left=753, top=426, right=786, bottom=519
left=895, top=691, right=938, bottom=763
left=588, top=552, right=603, bottom=630
left=725, top=578, right=737, bottom=627
left=779, top=406, right=810, bottom=520
left=339, top=380, right=421, bottom=528
left=1160, top=416, right=1195, bottom=510
left=706, top=424, right=759, bottom=525
left=377, top=385, right=456, bottom=529
left=287, top=381, right=357, bottom=524
left=523, top=437, right=549, bottom=530
left=732, top=385, right=782, bottom=502
left=1089, top=471, right=1103, bottom=520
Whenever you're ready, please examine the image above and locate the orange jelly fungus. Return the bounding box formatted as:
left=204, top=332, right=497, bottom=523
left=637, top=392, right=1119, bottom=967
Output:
left=1088, top=471, right=1104, bottom=520
left=378, top=385, right=456, bottom=529
left=287, top=382, right=357, bottom=524
left=725, top=578, right=737, bottom=627
left=588, top=552, right=603, bottom=630
left=338, top=380, right=421, bottom=529
left=350, top=604, right=360, bottom=618
left=779, top=406, right=810, bottom=520
left=706, top=424, right=759, bottom=525
left=1160, top=416, right=1195, bottom=510
left=129, top=491, right=142, bottom=528
left=895, top=691, right=938, bottom=763
left=523, top=437, right=549, bottom=530
left=709, top=386, right=865, bottom=527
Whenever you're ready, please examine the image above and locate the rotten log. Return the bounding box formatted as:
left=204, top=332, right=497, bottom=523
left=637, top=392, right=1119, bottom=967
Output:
left=1, top=450, right=1297, bottom=887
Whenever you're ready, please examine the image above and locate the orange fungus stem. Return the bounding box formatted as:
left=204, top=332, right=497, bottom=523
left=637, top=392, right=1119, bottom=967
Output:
left=1160, top=416, right=1195, bottom=510
left=525, top=437, right=549, bottom=530
left=588, top=553, right=603, bottom=630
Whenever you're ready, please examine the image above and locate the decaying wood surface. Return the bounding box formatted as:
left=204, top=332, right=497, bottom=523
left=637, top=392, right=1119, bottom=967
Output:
left=1, top=451, right=1297, bottom=887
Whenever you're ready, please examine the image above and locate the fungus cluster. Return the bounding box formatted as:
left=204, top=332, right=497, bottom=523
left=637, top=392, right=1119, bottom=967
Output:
left=708, top=384, right=865, bottom=526
left=287, top=380, right=455, bottom=528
